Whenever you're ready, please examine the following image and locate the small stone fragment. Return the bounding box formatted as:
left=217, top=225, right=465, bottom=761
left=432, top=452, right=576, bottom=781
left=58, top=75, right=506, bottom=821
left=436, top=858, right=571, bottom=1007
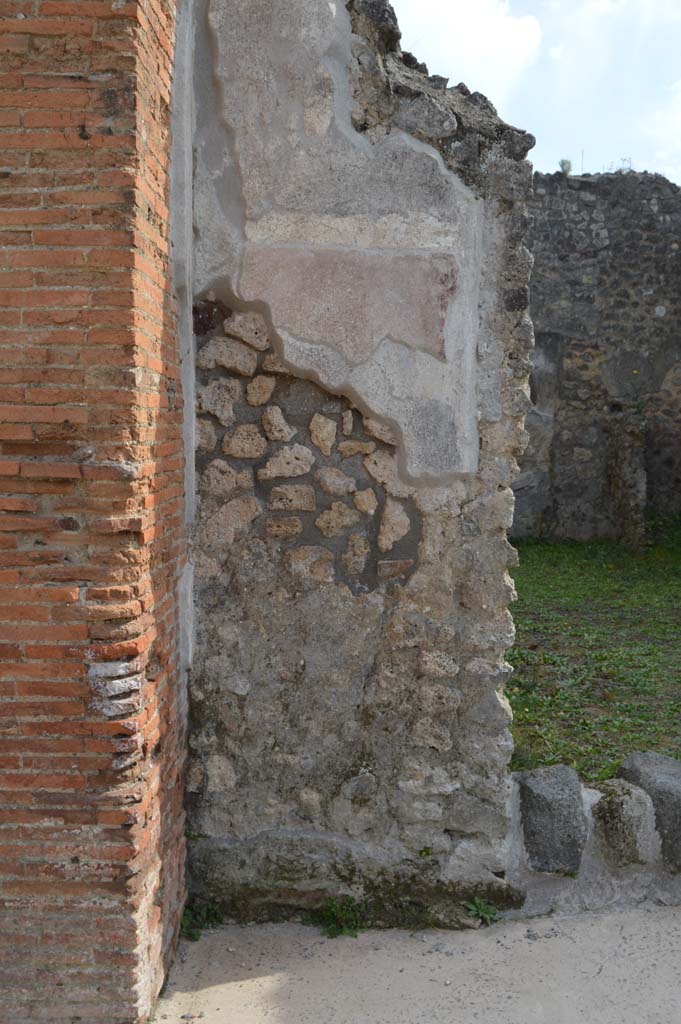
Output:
left=196, top=336, right=258, bottom=376
left=378, top=498, right=411, bottom=552
left=338, top=440, right=376, bottom=458
left=196, top=417, right=217, bottom=452
left=341, top=533, right=370, bottom=575
left=262, top=353, right=289, bottom=374
left=618, top=751, right=681, bottom=868
left=363, top=450, right=414, bottom=498
left=262, top=405, right=296, bottom=442
left=315, top=501, right=360, bottom=538
left=202, top=459, right=252, bottom=498
left=363, top=416, right=397, bottom=445
left=267, top=484, right=317, bottom=512
left=342, top=410, right=354, bottom=435
left=593, top=778, right=660, bottom=867
left=223, top=311, right=270, bottom=351
left=258, top=444, right=315, bottom=480
left=266, top=517, right=303, bottom=539
left=309, top=413, right=337, bottom=456
left=197, top=379, right=240, bottom=426
left=284, top=545, right=335, bottom=582
left=377, top=559, right=414, bottom=580
left=246, top=375, right=276, bottom=406
left=222, top=424, right=267, bottom=460
left=353, top=488, right=378, bottom=516
left=315, top=466, right=357, bottom=496
left=201, top=495, right=261, bottom=548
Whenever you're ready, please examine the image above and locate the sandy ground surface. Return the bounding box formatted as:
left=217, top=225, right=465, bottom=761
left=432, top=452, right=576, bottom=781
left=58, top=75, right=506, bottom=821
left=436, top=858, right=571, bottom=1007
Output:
left=156, top=906, right=681, bottom=1024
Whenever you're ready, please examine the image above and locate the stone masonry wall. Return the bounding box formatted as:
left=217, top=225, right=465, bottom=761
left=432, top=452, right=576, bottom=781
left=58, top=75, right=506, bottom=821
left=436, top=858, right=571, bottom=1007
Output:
left=0, top=4, right=187, bottom=1022
left=186, top=0, right=534, bottom=925
left=514, top=171, right=681, bottom=542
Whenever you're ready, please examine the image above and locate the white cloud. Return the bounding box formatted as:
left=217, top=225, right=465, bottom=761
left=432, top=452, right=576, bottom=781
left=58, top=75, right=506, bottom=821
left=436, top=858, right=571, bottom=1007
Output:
left=573, top=0, right=681, bottom=20
left=535, top=0, right=641, bottom=102
left=392, top=0, right=542, bottom=110
left=645, top=79, right=681, bottom=183
left=633, top=0, right=681, bottom=22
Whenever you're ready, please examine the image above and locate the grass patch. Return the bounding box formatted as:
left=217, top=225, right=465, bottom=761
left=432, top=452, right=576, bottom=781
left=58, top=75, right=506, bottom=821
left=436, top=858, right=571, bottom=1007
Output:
left=508, top=519, right=681, bottom=783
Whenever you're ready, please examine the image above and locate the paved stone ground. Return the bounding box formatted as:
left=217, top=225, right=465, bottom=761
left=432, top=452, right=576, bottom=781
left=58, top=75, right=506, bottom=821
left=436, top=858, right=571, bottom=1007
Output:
left=157, top=907, right=681, bottom=1023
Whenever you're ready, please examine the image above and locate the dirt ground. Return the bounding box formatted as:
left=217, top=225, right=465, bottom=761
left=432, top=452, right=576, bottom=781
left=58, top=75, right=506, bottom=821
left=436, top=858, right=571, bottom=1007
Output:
left=156, top=906, right=681, bottom=1024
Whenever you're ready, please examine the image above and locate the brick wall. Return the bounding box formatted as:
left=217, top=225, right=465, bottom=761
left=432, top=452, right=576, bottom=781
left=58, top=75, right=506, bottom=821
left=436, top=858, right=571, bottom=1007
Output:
left=0, top=3, right=186, bottom=1022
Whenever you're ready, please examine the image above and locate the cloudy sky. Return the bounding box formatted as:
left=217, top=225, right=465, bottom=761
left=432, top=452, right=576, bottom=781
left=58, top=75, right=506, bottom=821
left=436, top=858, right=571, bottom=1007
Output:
left=391, top=0, right=681, bottom=183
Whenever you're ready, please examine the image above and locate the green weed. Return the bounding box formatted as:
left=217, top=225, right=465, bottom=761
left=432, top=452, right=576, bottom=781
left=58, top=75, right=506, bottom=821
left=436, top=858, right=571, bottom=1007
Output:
left=464, top=897, right=498, bottom=926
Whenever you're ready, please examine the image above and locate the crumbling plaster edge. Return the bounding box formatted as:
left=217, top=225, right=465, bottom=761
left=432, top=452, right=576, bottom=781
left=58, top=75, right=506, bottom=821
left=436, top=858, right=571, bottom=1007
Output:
left=193, top=0, right=493, bottom=483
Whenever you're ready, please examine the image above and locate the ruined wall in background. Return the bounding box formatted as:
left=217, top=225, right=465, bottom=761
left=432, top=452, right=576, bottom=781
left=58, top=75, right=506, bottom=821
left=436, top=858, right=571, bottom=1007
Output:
left=186, top=0, right=534, bottom=923
left=515, top=171, right=681, bottom=543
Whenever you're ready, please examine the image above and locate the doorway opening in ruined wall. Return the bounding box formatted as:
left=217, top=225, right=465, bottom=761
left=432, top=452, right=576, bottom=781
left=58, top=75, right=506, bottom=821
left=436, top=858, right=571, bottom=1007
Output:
left=509, top=170, right=681, bottom=786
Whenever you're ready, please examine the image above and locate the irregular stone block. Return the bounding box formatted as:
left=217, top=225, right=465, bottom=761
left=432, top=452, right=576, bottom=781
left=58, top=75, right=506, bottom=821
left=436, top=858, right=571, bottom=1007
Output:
left=223, top=310, right=270, bottom=351
left=309, top=413, right=337, bottom=456
left=338, top=439, right=376, bottom=458
left=201, top=459, right=252, bottom=498
left=246, top=375, right=276, bottom=406
left=267, top=484, right=316, bottom=512
left=196, top=417, right=217, bottom=452
left=378, top=497, right=410, bottom=552
left=258, top=444, right=315, bottom=480
left=341, top=410, right=353, bottom=435
left=517, top=765, right=588, bottom=874
left=593, top=778, right=660, bottom=867
left=261, top=353, right=289, bottom=374
left=197, top=379, right=240, bottom=426
left=618, top=752, right=681, bottom=868
left=363, top=416, right=397, bottom=445
left=197, top=336, right=258, bottom=376
left=315, top=501, right=360, bottom=538
left=222, top=424, right=267, bottom=459
left=315, top=466, right=357, bottom=496
left=353, top=487, right=378, bottom=516
left=262, top=405, right=296, bottom=442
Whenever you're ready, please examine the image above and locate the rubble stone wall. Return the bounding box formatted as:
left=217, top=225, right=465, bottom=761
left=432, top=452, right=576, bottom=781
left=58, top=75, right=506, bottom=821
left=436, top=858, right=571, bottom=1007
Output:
left=514, top=171, right=681, bottom=542
left=186, top=0, right=535, bottom=924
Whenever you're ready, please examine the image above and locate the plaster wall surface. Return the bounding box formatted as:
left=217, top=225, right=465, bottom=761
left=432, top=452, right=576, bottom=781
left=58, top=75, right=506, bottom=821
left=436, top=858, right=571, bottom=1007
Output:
left=187, top=0, right=534, bottom=923
left=515, top=171, right=681, bottom=542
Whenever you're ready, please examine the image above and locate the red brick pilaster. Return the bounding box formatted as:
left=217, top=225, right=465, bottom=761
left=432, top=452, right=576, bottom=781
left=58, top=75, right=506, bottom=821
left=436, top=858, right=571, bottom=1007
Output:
left=0, top=2, right=186, bottom=1021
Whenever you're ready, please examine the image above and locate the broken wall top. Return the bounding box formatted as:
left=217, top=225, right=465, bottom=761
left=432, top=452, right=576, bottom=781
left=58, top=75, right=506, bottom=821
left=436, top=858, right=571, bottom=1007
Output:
left=193, top=0, right=534, bottom=482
